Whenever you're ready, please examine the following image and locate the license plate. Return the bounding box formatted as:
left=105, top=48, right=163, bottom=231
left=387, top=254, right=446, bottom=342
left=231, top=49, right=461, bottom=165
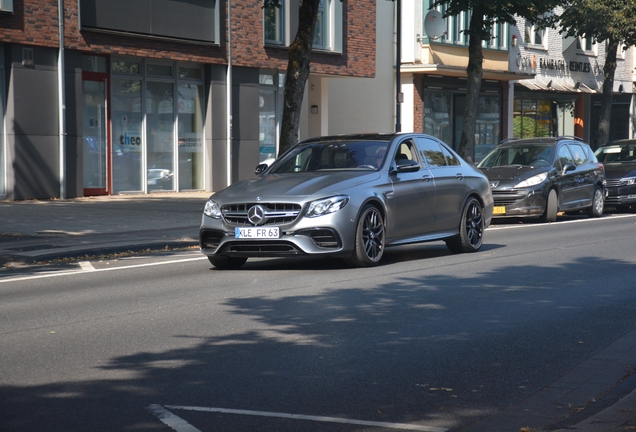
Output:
left=235, top=227, right=280, bottom=239
left=628, top=194, right=636, bottom=199
left=493, top=206, right=506, bottom=215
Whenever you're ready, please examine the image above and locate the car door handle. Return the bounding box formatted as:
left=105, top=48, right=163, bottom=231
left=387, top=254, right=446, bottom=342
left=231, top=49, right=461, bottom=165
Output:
left=456, top=173, right=464, bottom=180
left=422, top=175, right=431, bottom=182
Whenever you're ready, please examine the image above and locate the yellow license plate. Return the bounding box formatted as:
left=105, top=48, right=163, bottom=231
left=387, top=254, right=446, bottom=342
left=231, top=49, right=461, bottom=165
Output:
left=493, top=206, right=506, bottom=215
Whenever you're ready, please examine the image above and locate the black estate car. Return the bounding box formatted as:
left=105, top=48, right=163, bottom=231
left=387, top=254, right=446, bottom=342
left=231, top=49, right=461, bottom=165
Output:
left=595, top=139, right=636, bottom=211
left=477, top=136, right=605, bottom=222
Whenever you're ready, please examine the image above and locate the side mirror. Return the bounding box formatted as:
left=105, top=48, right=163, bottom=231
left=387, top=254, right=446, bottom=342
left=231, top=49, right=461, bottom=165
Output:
left=255, top=163, right=269, bottom=175
left=562, top=163, right=576, bottom=175
left=391, top=159, right=420, bottom=174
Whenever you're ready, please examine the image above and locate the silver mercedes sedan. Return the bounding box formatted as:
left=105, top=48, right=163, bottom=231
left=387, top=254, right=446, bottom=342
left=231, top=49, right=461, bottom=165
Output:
left=200, top=133, right=493, bottom=269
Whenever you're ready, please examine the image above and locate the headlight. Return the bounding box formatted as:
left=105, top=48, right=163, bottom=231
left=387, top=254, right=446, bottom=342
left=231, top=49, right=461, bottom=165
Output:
left=620, top=176, right=636, bottom=186
left=515, top=172, right=548, bottom=188
left=203, top=199, right=222, bottom=219
left=306, top=195, right=349, bottom=218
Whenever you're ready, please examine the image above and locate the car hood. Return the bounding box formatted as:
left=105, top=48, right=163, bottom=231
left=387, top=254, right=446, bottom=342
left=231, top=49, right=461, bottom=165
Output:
left=214, top=171, right=381, bottom=202
left=603, top=162, right=636, bottom=180
left=478, top=166, right=548, bottom=183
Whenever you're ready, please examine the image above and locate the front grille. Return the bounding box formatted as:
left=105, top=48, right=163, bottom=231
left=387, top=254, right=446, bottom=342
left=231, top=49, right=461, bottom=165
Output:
left=492, top=190, right=526, bottom=206
left=219, top=241, right=302, bottom=257
left=200, top=229, right=226, bottom=250
left=222, top=203, right=302, bottom=226
left=606, top=180, right=622, bottom=188
left=298, top=228, right=341, bottom=248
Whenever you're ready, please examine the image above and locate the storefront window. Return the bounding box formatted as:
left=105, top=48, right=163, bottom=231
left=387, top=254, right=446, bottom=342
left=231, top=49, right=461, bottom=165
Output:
left=178, top=83, right=204, bottom=189
left=111, top=78, right=143, bottom=193
left=146, top=81, right=175, bottom=191
left=425, top=90, right=501, bottom=162
left=0, top=59, right=4, bottom=198
left=423, top=93, right=451, bottom=144
left=513, top=97, right=576, bottom=138
left=259, top=72, right=285, bottom=162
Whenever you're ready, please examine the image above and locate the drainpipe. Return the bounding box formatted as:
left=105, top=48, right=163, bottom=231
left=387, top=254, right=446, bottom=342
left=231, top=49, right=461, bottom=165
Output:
left=395, top=0, right=402, bottom=133
left=58, top=0, right=66, bottom=199
left=226, top=0, right=233, bottom=187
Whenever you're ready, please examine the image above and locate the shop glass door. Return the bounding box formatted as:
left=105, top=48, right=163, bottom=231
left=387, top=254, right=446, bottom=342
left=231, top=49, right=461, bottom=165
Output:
left=82, top=79, right=109, bottom=195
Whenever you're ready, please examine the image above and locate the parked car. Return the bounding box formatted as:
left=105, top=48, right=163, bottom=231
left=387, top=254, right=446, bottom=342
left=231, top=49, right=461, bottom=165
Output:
left=200, top=133, right=494, bottom=269
left=477, top=136, right=605, bottom=222
left=594, top=139, right=636, bottom=211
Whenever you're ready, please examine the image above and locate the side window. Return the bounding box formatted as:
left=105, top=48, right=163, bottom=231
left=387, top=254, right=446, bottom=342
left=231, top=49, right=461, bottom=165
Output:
left=439, top=143, right=460, bottom=166
left=394, top=140, right=421, bottom=166
left=415, top=137, right=446, bottom=167
left=567, top=143, right=587, bottom=166
left=557, top=145, right=575, bottom=171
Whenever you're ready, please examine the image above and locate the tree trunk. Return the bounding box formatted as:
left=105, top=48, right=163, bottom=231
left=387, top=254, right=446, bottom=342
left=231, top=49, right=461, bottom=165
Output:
left=597, top=37, right=619, bottom=148
left=458, top=12, right=485, bottom=165
left=278, top=0, right=321, bottom=156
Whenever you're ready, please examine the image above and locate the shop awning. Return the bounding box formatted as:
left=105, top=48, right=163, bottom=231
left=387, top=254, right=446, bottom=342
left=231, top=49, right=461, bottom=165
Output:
left=400, top=64, right=535, bottom=81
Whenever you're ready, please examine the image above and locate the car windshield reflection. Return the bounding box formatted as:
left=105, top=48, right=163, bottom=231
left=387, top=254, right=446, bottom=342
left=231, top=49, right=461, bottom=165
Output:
left=478, top=144, right=555, bottom=168
left=270, top=140, right=390, bottom=173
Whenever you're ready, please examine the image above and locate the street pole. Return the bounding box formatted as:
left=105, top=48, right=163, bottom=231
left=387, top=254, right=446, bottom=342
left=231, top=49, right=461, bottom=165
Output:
left=395, top=0, right=401, bottom=133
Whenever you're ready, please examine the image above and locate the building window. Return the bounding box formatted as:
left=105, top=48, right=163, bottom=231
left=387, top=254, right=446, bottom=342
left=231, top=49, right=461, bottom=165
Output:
left=264, top=0, right=285, bottom=45
left=424, top=1, right=508, bottom=50
left=314, top=0, right=327, bottom=48
left=577, top=36, right=596, bottom=55
left=524, top=22, right=546, bottom=48
left=265, top=0, right=342, bottom=51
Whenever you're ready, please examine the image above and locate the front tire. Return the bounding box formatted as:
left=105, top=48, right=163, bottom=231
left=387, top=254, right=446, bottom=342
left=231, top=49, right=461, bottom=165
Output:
left=344, top=205, right=385, bottom=267
left=541, top=189, right=558, bottom=223
left=586, top=185, right=604, bottom=217
left=445, top=197, right=484, bottom=254
left=208, top=256, right=248, bottom=270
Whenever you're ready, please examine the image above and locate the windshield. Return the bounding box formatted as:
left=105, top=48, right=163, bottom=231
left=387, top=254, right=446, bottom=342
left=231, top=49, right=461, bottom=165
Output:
left=595, top=144, right=636, bottom=163
left=478, top=144, right=555, bottom=168
left=270, top=140, right=390, bottom=173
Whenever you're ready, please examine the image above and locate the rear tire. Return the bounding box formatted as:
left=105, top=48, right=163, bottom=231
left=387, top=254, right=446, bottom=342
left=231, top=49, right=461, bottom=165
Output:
left=208, top=256, right=248, bottom=270
left=445, top=197, right=484, bottom=254
left=541, top=189, right=558, bottom=223
left=344, top=204, right=385, bottom=267
left=586, top=185, right=604, bottom=217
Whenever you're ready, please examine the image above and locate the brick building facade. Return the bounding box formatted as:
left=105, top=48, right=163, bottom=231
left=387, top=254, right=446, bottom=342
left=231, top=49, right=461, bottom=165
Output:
left=0, top=0, right=376, bottom=200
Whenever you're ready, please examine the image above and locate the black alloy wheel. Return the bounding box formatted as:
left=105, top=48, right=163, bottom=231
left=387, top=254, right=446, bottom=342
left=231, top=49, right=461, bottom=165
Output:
left=345, top=204, right=385, bottom=267
left=446, top=197, right=484, bottom=253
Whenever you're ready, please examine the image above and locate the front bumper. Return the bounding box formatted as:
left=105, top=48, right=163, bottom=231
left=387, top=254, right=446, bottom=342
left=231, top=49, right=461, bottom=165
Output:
left=604, top=184, right=636, bottom=207
left=491, top=187, right=547, bottom=218
left=199, top=205, right=360, bottom=258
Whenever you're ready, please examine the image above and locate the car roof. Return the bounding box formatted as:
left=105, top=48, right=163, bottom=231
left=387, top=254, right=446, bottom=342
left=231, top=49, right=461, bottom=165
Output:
left=498, top=136, right=585, bottom=147
left=602, top=139, right=636, bottom=146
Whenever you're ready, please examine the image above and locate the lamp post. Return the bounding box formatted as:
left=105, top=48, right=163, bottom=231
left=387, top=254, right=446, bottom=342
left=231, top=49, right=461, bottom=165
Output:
left=395, top=0, right=402, bottom=133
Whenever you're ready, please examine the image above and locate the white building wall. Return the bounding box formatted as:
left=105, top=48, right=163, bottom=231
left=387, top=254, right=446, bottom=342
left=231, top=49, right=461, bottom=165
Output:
left=511, top=15, right=634, bottom=94
left=327, top=0, right=396, bottom=135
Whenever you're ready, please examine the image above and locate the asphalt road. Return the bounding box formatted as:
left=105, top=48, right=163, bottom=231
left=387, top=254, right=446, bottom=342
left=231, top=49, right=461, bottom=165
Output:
left=1, top=214, right=635, bottom=431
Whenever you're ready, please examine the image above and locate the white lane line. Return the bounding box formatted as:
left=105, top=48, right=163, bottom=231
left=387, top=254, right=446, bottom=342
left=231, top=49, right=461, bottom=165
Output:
left=0, top=256, right=208, bottom=284
left=487, top=213, right=636, bottom=231
left=78, top=261, right=95, bottom=271
left=161, top=405, right=449, bottom=432
left=147, top=405, right=202, bottom=432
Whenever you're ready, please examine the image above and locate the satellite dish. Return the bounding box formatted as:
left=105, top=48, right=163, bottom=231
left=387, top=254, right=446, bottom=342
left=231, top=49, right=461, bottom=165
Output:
left=424, top=10, right=446, bottom=40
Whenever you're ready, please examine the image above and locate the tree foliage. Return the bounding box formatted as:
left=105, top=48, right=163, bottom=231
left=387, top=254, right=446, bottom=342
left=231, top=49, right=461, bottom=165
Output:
left=430, top=0, right=562, bottom=163
left=536, top=0, right=636, bottom=147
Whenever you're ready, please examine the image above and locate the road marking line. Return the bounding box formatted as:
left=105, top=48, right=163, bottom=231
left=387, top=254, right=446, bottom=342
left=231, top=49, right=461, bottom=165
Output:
left=78, top=261, right=95, bottom=271
left=487, top=213, right=636, bottom=231
left=147, top=405, right=202, bottom=432
left=0, top=256, right=208, bottom=284
left=159, top=405, right=448, bottom=432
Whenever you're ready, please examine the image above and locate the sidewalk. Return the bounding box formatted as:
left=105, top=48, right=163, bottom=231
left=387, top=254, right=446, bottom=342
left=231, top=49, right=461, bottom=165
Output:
left=1, top=192, right=635, bottom=431
left=0, top=192, right=210, bottom=266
